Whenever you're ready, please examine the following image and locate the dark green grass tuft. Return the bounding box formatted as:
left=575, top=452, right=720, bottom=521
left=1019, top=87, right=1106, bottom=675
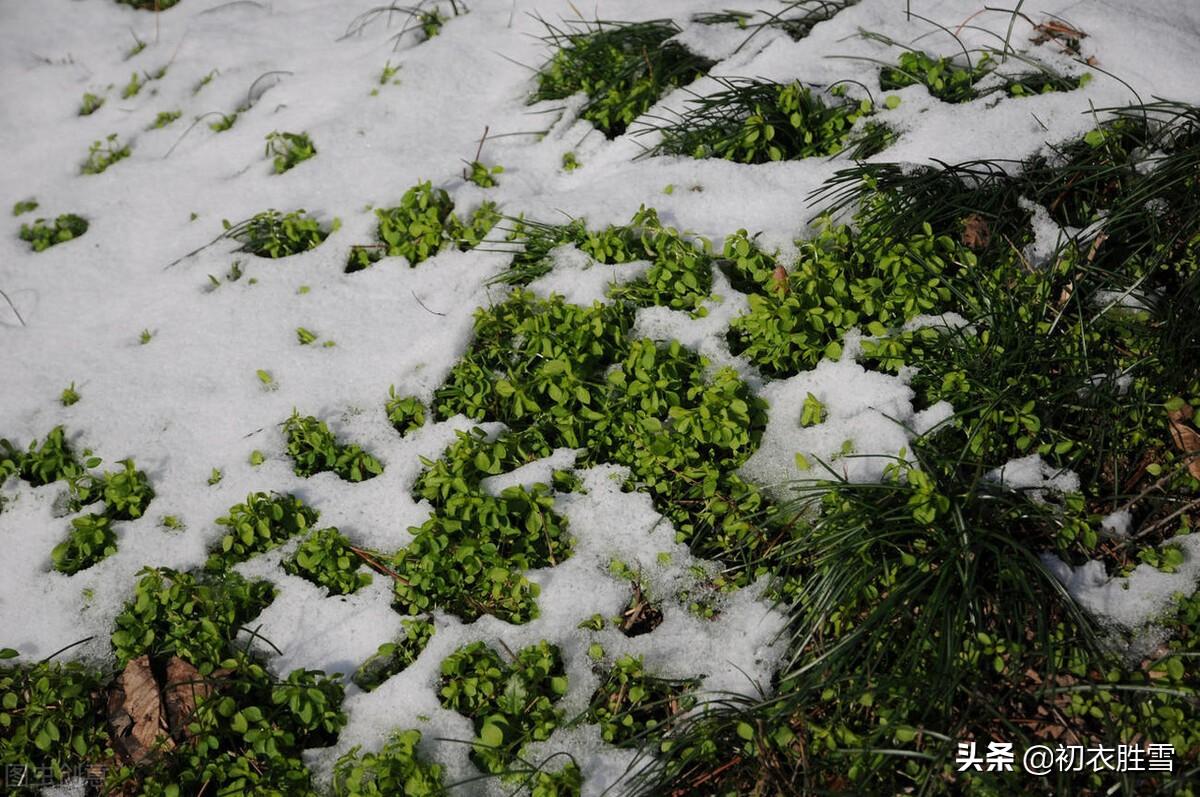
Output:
left=530, top=18, right=715, bottom=138
left=643, top=78, right=892, bottom=162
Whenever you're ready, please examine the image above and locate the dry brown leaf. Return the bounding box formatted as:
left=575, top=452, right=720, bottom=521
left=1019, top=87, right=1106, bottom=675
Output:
left=771, top=265, right=789, bottom=295
left=107, top=655, right=174, bottom=764
left=961, top=214, right=991, bottom=250
left=1167, top=403, right=1200, bottom=480
left=162, top=656, right=211, bottom=741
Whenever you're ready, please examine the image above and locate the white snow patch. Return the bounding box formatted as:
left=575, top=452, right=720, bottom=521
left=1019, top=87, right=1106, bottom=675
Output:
left=739, top=358, right=940, bottom=496
left=986, top=454, right=1081, bottom=501
left=1041, top=534, right=1200, bottom=630
left=527, top=244, right=650, bottom=305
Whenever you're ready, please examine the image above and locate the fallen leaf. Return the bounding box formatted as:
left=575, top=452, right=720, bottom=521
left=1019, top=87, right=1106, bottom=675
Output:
left=1167, top=403, right=1200, bottom=480
left=162, top=656, right=212, bottom=741
left=961, top=214, right=991, bottom=250
left=771, top=265, right=789, bottom=295
left=107, top=655, right=174, bottom=764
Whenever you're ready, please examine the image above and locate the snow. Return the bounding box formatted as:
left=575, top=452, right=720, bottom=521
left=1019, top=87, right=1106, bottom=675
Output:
left=1101, top=508, right=1133, bottom=539
left=1041, top=533, right=1200, bottom=631
left=526, top=245, right=650, bottom=306
left=3, top=0, right=1200, bottom=790
left=985, top=454, right=1081, bottom=500
left=739, top=358, right=950, bottom=495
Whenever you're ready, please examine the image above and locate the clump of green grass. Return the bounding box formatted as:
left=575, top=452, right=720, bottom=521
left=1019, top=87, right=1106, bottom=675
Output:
left=224, top=209, right=333, bottom=258
left=878, top=48, right=1088, bottom=103
left=265, top=131, right=317, bottom=174
left=332, top=729, right=444, bottom=796
left=497, top=207, right=716, bottom=314
left=81, top=134, right=131, bottom=175
left=385, top=388, right=425, bottom=435
left=531, top=18, right=715, bottom=138
left=0, top=652, right=112, bottom=789
left=51, top=513, right=117, bottom=575
left=121, top=71, right=143, bottom=99
left=432, top=289, right=772, bottom=567
left=437, top=639, right=568, bottom=774
left=879, top=50, right=993, bottom=103
left=283, top=412, right=384, bottom=482
left=722, top=219, right=957, bottom=376
left=391, top=432, right=572, bottom=622
left=46, top=457, right=155, bottom=574
left=19, top=214, right=89, bottom=251
left=11, top=198, right=37, bottom=216
left=205, top=491, right=319, bottom=572
left=60, top=383, right=80, bottom=406
left=645, top=79, right=891, bottom=162
left=631, top=103, right=1200, bottom=795
left=79, top=92, right=104, bottom=115
left=464, top=159, right=502, bottom=187
left=148, top=109, right=181, bottom=129
left=0, top=427, right=90, bottom=488
left=586, top=654, right=697, bottom=746
left=106, top=565, right=347, bottom=794
left=209, top=111, right=238, bottom=132
left=352, top=617, right=434, bottom=692
left=283, top=528, right=372, bottom=595
left=345, top=181, right=498, bottom=271
left=696, top=0, right=859, bottom=45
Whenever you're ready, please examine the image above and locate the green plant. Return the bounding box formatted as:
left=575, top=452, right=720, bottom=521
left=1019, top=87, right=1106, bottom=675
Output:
left=332, top=728, right=444, bottom=796
left=531, top=19, right=715, bottom=137
left=265, top=131, right=317, bottom=174
left=498, top=207, right=714, bottom=313
left=352, top=618, right=434, bottom=692
left=282, top=412, right=384, bottom=482
left=385, top=388, right=425, bottom=435
left=1, top=427, right=92, bottom=487
left=879, top=50, right=992, bottom=103
left=139, top=328, right=153, bottom=344
left=110, top=566, right=276, bottom=669
left=0, top=652, right=111, bottom=789
left=392, top=473, right=570, bottom=623
left=98, top=458, right=155, bottom=520
left=296, top=326, right=318, bottom=345
left=646, top=79, right=888, bottom=162
left=465, top=160, right=502, bottom=187
left=725, top=220, right=956, bottom=376
left=378, top=61, right=401, bottom=85
left=346, top=183, right=498, bottom=271
left=224, top=209, right=332, bottom=258
left=81, top=134, right=131, bottom=175
left=12, top=198, right=37, bottom=216
left=121, top=71, right=143, bottom=99
left=561, top=151, right=580, bottom=171
left=79, top=92, right=104, bottom=115
left=51, top=513, right=117, bottom=575
left=193, top=69, right=217, bottom=93
left=18, top=214, right=89, bottom=251
left=283, top=528, right=373, bottom=595
left=209, top=112, right=238, bottom=132
left=148, top=109, right=180, bottom=129
left=587, top=654, right=697, bottom=746
left=127, top=657, right=345, bottom=794
left=205, top=491, right=319, bottom=572
left=59, top=383, right=80, bottom=406
left=207, top=467, right=222, bottom=485
left=437, top=640, right=568, bottom=773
